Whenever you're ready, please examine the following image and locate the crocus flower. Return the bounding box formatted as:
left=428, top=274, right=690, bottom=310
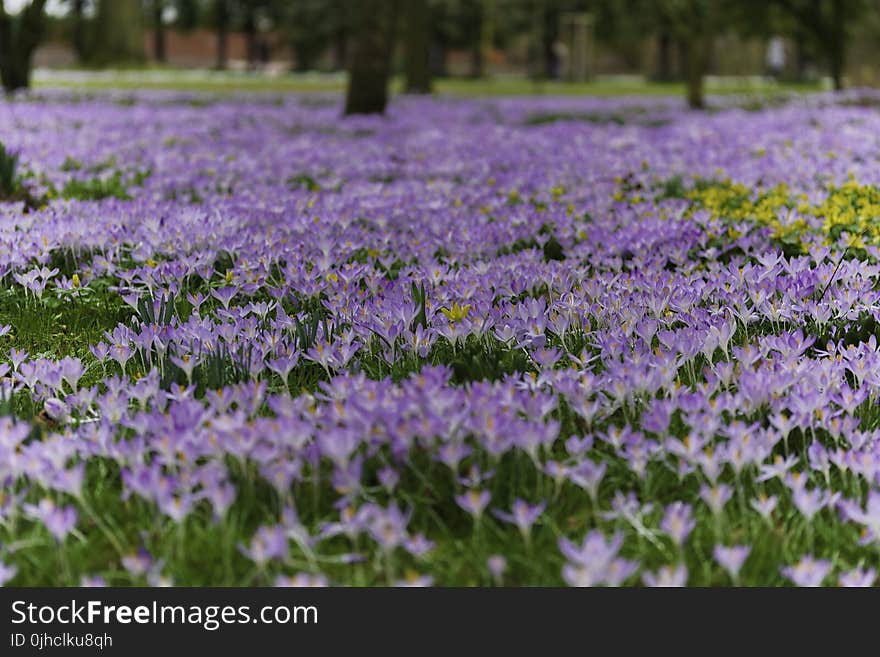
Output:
left=456, top=489, right=491, bottom=521
left=23, top=499, right=77, bottom=542
left=492, top=499, right=546, bottom=541
left=660, top=502, right=695, bottom=549
left=714, top=545, right=751, bottom=583
left=700, top=484, right=733, bottom=516
left=559, top=530, right=636, bottom=587
left=487, top=555, right=507, bottom=584
left=781, top=556, right=832, bottom=587
left=274, top=573, right=329, bottom=587
left=642, top=564, right=687, bottom=587
left=0, top=561, right=17, bottom=586
left=750, top=494, right=779, bottom=521
left=838, top=567, right=876, bottom=587
left=239, top=525, right=289, bottom=566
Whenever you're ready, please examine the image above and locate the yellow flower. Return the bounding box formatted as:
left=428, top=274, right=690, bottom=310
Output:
left=440, top=302, right=471, bottom=323
left=845, top=233, right=865, bottom=249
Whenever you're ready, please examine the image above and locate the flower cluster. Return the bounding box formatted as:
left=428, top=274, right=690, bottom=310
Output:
left=1, top=89, right=880, bottom=586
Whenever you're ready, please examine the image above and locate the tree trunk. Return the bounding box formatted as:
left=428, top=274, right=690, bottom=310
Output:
left=404, top=0, right=431, bottom=93
left=794, top=29, right=807, bottom=82
left=656, top=30, right=672, bottom=81
left=153, top=1, right=166, bottom=63
left=527, top=1, right=544, bottom=81
left=332, top=29, right=348, bottom=71
left=243, top=7, right=257, bottom=70
left=479, top=0, right=495, bottom=78
left=685, top=36, right=706, bottom=110
left=0, top=53, right=32, bottom=93
left=215, top=0, right=228, bottom=70
left=94, top=0, right=144, bottom=65
left=829, top=44, right=844, bottom=91
left=72, top=0, right=87, bottom=63
left=542, top=4, right=559, bottom=79
left=0, top=0, right=47, bottom=94
left=344, top=0, right=397, bottom=115
left=470, top=41, right=482, bottom=78
left=671, top=1, right=713, bottom=111
left=430, top=43, right=446, bottom=78
left=828, top=0, right=845, bottom=91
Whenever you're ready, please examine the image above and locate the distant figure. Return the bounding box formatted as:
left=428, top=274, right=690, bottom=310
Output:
left=766, top=36, right=786, bottom=79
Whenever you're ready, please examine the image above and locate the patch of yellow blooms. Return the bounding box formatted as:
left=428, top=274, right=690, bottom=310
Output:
left=682, top=177, right=880, bottom=251
left=440, top=302, right=471, bottom=323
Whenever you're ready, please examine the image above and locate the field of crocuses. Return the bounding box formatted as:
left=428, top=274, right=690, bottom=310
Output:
left=2, top=89, right=880, bottom=586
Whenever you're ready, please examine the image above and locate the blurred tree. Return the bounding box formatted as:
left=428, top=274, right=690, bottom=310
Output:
left=0, top=0, right=47, bottom=93
left=67, top=0, right=88, bottom=63
left=236, top=0, right=276, bottom=70
left=209, top=0, right=232, bottom=69
left=93, top=0, right=144, bottom=65
left=345, top=0, right=398, bottom=114
left=656, top=0, right=724, bottom=109
left=241, top=0, right=257, bottom=68
left=774, top=0, right=867, bottom=90
left=282, top=0, right=334, bottom=72
left=593, top=0, right=651, bottom=72
left=479, top=0, right=495, bottom=78
left=329, top=0, right=349, bottom=71
left=404, top=0, right=431, bottom=92
left=175, top=0, right=200, bottom=30
left=149, top=0, right=167, bottom=63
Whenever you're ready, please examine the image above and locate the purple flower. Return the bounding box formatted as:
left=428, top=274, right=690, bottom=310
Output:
left=642, top=564, right=687, bottom=587
left=792, top=487, right=835, bottom=522
left=838, top=567, right=876, bottom=588
left=487, top=555, right=507, bottom=584
left=24, top=499, right=77, bottom=542
left=750, top=494, right=779, bottom=521
left=699, top=484, right=733, bottom=516
left=0, top=561, right=17, bottom=586
left=660, top=502, right=695, bottom=549
left=364, top=502, right=411, bottom=552
left=122, top=549, right=155, bottom=578
left=713, top=544, right=751, bottom=582
left=838, top=490, right=880, bottom=537
left=170, top=353, right=200, bottom=383
left=559, top=530, right=637, bottom=587
left=781, top=556, right=832, bottom=587
left=43, top=397, right=69, bottom=423
left=211, top=285, right=238, bottom=310
left=9, top=347, right=27, bottom=371
left=80, top=575, right=107, bottom=587
left=492, top=499, right=546, bottom=540
left=394, top=573, right=434, bottom=587
left=456, top=489, right=491, bottom=520
left=567, top=459, right=606, bottom=501
left=377, top=466, right=400, bottom=493
left=274, top=573, right=329, bottom=587
left=403, top=533, right=435, bottom=558
left=239, top=525, right=288, bottom=566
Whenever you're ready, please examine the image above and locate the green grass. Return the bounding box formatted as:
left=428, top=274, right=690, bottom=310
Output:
left=31, top=70, right=824, bottom=98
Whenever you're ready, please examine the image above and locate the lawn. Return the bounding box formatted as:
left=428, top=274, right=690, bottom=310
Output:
left=31, top=68, right=824, bottom=97
left=0, top=85, right=879, bottom=587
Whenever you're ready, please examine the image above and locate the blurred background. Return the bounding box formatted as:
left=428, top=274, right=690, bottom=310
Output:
left=3, top=1, right=880, bottom=108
